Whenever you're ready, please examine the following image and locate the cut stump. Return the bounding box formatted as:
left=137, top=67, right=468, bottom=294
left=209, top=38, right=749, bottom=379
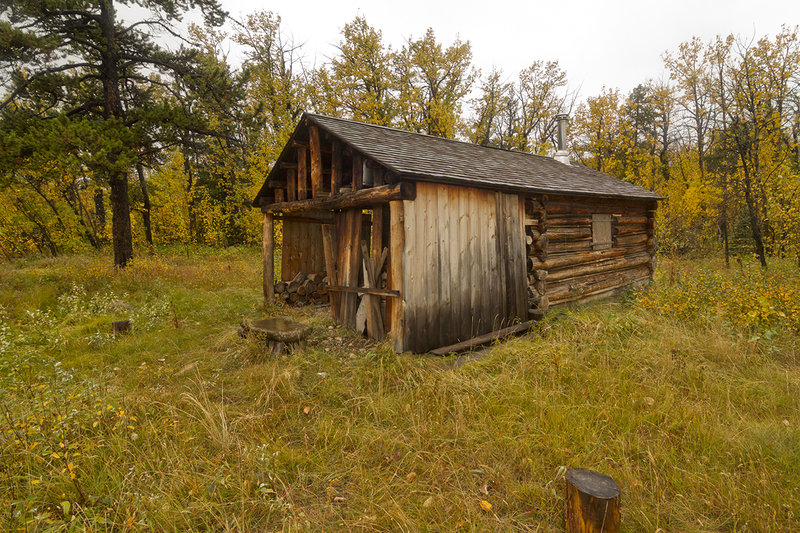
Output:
left=111, top=320, right=131, bottom=335
left=240, top=317, right=311, bottom=355
left=565, top=467, right=620, bottom=533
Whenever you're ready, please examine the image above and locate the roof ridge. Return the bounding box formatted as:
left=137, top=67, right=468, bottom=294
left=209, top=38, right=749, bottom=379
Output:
left=305, top=112, right=559, bottom=163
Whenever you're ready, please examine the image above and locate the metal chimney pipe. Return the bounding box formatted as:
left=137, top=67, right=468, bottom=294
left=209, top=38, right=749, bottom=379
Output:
left=554, top=113, right=570, bottom=165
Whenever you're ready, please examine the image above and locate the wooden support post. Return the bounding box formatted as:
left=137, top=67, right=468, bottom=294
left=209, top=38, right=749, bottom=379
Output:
left=297, top=145, right=308, bottom=200
left=387, top=200, right=404, bottom=352
left=360, top=241, right=386, bottom=341
left=352, top=154, right=363, bottom=191
left=286, top=168, right=296, bottom=201
left=565, top=468, right=620, bottom=533
left=309, top=125, right=323, bottom=197
left=331, top=141, right=342, bottom=194
left=321, top=224, right=339, bottom=321
left=262, top=213, right=275, bottom=305
left=371, top=205, right=384, bottom=261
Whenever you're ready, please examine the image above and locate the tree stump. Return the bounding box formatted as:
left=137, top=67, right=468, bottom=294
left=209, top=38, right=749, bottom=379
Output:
left=565, top=468, right=620, bottom=533
left=111, top=320, right=131, bottom=335
left=240, top=317, right=311, bottom=356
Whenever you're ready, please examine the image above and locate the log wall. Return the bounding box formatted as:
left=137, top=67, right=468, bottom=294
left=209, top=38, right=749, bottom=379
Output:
left=525, top=194, right=657, bottom=309
left=401, top=182, right=527, bottom=353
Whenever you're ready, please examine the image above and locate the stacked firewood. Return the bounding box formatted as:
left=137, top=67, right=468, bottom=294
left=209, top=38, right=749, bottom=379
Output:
left=274, top=272, right=329, bottom=305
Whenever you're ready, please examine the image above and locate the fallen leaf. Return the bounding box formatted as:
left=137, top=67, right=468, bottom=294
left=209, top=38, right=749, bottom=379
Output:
left=422, top=496, right=434, bottom=508
left=479, top=500, right=492, bottom=512
left=405, top=471, right=417, bottom=482
left=643, top=397, right=655, bottom=406
left=303, top=406, right=312, bottom=415
left=333, top=496, right=346, bottom=503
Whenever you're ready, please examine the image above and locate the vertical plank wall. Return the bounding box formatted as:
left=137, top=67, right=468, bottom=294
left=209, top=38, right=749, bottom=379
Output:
left=281, top=220, right=326, bottom=281
left=401, top=182, right=526, bottom=353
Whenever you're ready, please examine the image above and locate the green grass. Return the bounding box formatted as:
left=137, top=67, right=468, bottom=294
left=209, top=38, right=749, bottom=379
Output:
left=1, top=249, right=799, bottom=531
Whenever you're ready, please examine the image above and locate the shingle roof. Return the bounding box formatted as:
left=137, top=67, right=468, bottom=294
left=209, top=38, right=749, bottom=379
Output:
left=259, top=113, right=663, bottom=202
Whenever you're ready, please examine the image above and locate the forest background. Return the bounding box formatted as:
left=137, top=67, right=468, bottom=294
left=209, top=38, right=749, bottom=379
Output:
left=1, top=2, right=799, bottom=268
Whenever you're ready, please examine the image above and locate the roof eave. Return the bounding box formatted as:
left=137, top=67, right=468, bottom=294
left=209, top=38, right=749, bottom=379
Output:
left=397, top=172, right=665, bottom=201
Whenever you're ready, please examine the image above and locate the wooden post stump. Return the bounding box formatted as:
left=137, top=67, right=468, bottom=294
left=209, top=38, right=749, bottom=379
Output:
left=111, top=320, right=131, bottom=335
left=565, top=468, right=620, bottom=533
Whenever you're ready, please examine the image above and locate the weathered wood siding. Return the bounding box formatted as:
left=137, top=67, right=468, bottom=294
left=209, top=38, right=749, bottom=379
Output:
left=526, top=194, right=657, bottom=309
left=281, top=220, right=326, bottom=281
left=401, top=182, right=526, bottom=353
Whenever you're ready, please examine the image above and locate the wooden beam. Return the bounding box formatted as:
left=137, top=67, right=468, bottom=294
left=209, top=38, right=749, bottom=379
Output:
left=328, top=286, right=400, bottom=297
left=372, top=205, right=384, bottom=261
left=360, top=241, right=385, bottom=341
left=309, top=124, right=323, bottom=197
left=429, top=319, right=541, bottom=356
left=262, top=213, right=274, bottom=305
left=297, top=145, right=308, bottom=200
left=286, top=168, right=297, bottom=202
left=262, top=182, right=415, bottom=214
left=321, top=224, right=339, bottom=321
left=352, top=154, right=363, bottom=191
left=331, top=141, right=342, bottom=194
left=388, top=200, right=405, bottom=352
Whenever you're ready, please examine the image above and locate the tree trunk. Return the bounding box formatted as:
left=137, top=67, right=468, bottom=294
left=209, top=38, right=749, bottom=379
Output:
left=136, top=161, right=153, bottom=245
left=99, top=0, right=133, bottom=267
left=740, top=160, right=767, bottom=267
left=94, top=187, right=106, bottom=242
left=720, top=176, right=729, bottom=267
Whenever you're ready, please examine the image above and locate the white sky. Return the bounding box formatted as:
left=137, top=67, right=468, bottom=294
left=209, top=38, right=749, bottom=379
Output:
left=218, top=0, right=799, bottom=99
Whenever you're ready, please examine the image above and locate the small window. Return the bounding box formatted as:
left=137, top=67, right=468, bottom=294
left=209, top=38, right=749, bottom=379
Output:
left=592, top=214, right=612, bottom=250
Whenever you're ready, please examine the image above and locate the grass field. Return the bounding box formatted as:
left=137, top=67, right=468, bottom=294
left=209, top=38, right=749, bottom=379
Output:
left=1, top=248, right=799, bottom=531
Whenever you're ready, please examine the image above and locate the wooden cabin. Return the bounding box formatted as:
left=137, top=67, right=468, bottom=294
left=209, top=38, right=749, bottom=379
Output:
left=253, top=113, right=662, bottom=353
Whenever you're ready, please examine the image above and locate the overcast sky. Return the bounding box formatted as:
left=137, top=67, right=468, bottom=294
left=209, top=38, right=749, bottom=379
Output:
left=216, top=0, right=799, bottom=99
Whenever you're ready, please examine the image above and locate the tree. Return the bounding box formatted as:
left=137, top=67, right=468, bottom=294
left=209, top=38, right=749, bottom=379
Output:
left=572, top=88, right=624, bottom=174
left=0, top=0, right=227, bottom=266
left=395, top=28, right=475, bottom=138
left=321, top=16, right=396, bottom=126
left=468, top=68, right=512, bottom=147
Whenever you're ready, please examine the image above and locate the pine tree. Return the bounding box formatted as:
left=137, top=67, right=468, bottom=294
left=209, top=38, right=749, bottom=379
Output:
left=0, top=0, right=226, bottom=266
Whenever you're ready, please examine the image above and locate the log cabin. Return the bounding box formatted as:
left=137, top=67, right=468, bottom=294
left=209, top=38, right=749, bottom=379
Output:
left=253, top=113, right=662, bottom=353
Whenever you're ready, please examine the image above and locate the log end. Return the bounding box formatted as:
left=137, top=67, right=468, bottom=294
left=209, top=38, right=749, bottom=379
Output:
left=565, top=468, right=620, bottom=500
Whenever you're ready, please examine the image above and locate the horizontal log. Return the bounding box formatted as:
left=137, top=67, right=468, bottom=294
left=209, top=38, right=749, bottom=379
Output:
left=613, top=224, right=648, bottom=236
left=547, top=265, right=651, bottom=299
left=615, top=215, right=648, bottom=225
left=614, top=233, right=648, bottom=246
left=551, top=276, right=650, bottom=307
left=430, top=320, right=540, bottom=356
left=262, top=182, right=415, bottom=213
left=542, top=247, right=648, bottom=271
left=548, top=238, right=592, bottom=253
left=548, top=216, right=592, bottom=227
left=549, top=227, right=592, bottom=240
left=547, top=252, right=652, bottom=282
left=328, top=286, right=400, bottom=297
left=547, top=203, right=648, bottom=216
